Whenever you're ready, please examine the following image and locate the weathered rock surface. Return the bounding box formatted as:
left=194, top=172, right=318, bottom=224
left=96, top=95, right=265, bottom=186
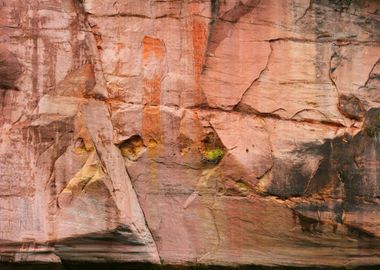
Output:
left=0, top=0, right=379, bottom=268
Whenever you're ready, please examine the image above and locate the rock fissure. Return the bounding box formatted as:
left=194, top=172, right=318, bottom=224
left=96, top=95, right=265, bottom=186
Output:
left=295, top=0, right=313, bottom=24
left=360, top=58, right=380, bottom=89
left=233, top=41, right=274, bottom=111
left=1, top=0, right=380, bottom=267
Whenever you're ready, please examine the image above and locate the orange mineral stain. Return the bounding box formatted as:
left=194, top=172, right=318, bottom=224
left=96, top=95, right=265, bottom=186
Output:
left=141, top=36, right=167, bottom=213
left=141, top=36, right=166, bottom=148
left=143, top=74, right=162, bottom=107
left=143, top=36, right=165, bottom=62
left=190, top=4, right=207, bottom=105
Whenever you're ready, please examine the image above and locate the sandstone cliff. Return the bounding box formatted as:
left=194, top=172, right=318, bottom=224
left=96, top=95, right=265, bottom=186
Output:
left=0, top=0, right=379, bottom=268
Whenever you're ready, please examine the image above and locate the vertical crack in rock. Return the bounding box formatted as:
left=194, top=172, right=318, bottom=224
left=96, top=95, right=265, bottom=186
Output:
left=81, top=101, right=160, bottom=262
left=330, top=49, right=373, bottom=122
left=303, top=157, right=324, bottom=195
left=46, top=3, right=162, bottom=260
left=360, top=58, right=380, bottom=89
left=254, top=118, right=275, bottom=194
left=195, top=163, right=223, bottom=262
left=288, top=111, right=380, bottom=237
left=255, top=164, right=274, bottom=195
left=201, top=0, right=272, bottom=110
left=197, top=201, right=221, bottom=263
left=123, top=164, right=164, bottom=264
left=210, top=0, right=220, bottom=22
left=329, top=51, right=345, bottom=119
left=234, top=41, right=274, bottom=112
left=79, top=1, right=108, bottom=99
left=295, top=0, right=313, bottom=24
left=206, top=0, right=261, bottom=57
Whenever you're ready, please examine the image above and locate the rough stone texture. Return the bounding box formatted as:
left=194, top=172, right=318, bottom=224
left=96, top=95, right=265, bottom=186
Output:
left=0, top=0, right=379, bottom=268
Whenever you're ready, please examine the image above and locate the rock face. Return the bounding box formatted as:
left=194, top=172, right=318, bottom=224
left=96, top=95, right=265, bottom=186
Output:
left=0, top=0, right=379, bottom=268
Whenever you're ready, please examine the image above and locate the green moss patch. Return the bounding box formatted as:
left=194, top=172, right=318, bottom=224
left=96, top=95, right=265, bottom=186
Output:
left=202, top=148, right=224, bottom=164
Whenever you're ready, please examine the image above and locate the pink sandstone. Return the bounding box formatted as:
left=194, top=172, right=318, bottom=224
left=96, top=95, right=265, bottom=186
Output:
left=0, top=0, right=379, bottom=268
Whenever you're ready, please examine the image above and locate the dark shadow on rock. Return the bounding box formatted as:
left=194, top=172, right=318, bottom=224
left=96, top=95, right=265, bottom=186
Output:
left=3, top=262, right=380, bottom=270
left=266, top=108, right=380, bottom=200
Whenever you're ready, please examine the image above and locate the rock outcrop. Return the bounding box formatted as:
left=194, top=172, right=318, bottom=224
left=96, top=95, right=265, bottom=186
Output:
left=0, top=0, right=379, bottom=268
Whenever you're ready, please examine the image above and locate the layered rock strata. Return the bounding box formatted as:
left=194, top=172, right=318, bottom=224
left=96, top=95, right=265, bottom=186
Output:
left=0, top=0, right=379, bottom=268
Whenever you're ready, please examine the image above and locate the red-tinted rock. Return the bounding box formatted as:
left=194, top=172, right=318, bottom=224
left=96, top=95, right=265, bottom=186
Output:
left=0, top=0, right=379, bottom=268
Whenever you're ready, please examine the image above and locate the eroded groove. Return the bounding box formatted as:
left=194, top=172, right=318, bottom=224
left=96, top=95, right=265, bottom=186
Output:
left=267, top=37, right=378, bottom=45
